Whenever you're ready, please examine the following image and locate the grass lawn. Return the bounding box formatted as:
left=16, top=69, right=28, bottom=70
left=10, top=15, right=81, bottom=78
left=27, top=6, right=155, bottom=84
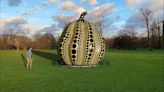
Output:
left=0, top=49, right=164, bottom=92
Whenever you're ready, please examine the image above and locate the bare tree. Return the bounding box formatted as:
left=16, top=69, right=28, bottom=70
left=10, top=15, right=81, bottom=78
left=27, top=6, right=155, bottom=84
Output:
left=33, top=33, right=56, bottom=49
left=140, top=8, right=153, bottom=50
left=157, top=20, right=161, bottom=48
left=95, top=16, right=105, bottom=34
left=150, top=21, right=158, bottom=48
left=162, top=20, right=164, bottom=49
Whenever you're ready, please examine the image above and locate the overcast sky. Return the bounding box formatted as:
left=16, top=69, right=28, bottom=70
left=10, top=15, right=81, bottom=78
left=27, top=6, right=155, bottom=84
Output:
left=0, top=0, right=163, bottom=38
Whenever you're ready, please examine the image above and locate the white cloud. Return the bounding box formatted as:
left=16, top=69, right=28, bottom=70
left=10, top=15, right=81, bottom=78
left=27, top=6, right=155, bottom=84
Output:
left=0, top=17, right=43, bottom=36
left=22, top=1, right=49, bottom=16
left=88, top=0, right=97, bottom=5
left=60, top=1, right=75, bottom=10
left=0, top=16, right=27, bottom=35
left=59, top=1, right=85, bottom=15
left=0, top=20, right=6, bottom=33
left=0, top=16, right=61, bottom=38
left=2, top=16, right=26, bottom=30
left=126, top=0, right=163, bottom=12
left=89, top=3, right=116, bottom=17
left=47, top=0, right=60, bottom=4
left=126, top=0, right=141, bottom=6
left=80, top=0, right=97, bottom=5
left=125, top=0, right=163, bottom=29
left=37, top=24, right=62, bottom=37
left=87, top=3, right=117, bottom=24
left=22, top=25, right=41, bottom=31
left=53, top=14, right=76, bottom=27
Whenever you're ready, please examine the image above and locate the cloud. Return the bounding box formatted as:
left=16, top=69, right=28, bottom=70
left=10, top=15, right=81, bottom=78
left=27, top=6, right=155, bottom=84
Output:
left=22, top=1, right=48, bottom=16
left=38, top=24, right=62, bottom=37
left=40, top=24, right=60, bottom=32
left=89, top=3, right=115, bottom=17
left=52, top=14, right=76, bottom=27
left=47, top=0, right=85, bottom=15
left=3, top=16, right=26, bottom=29
left=0, top=17, right=27, bottom=34
left=47, top=0, right=60, bottom=4
left=126, top=0, right=141, bottom=6
left=125, top=0, right=163, bottom=12
left=20, top=25, right=43, bottom=37
left=80, top=0, right=97, bottom=5
left=7, top=0, right=22, bottom=7
left=87, top=3, right=117, bottom=24
left=0, top=16, right=62, bottom=38
left=0, top=17, right=44, bottom=37
left=22, top=25, right=41, bottom=31
left=125, top=0, right=163, bottom=29
left=124, top=13, right=144, bottom=29
left=59, top=1, right=85, bottom=15
left=88, top=0, right=97, bottom=5
left=60, top=1, right=74, bottom=10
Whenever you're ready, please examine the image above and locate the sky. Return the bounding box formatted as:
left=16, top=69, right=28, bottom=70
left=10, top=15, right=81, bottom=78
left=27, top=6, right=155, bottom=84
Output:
left=0, top=0, right=163, bottom=38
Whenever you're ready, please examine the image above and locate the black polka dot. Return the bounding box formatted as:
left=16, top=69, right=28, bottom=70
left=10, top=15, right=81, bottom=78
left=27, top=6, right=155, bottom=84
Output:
left=72, top=44, right=76, bottom=48
left=89, top=28, right=92, bottom=30
left=74, top=40, right=77, bottom=43
left=72, top=50, right=76, bottom=54
left=72, top=55, right=76, bottom=58
left=90, top=39, right=93, bottom=42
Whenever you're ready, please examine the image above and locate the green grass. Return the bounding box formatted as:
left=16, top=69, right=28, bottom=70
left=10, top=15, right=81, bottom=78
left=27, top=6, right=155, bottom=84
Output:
left=0, top=49, right=164, bottom=92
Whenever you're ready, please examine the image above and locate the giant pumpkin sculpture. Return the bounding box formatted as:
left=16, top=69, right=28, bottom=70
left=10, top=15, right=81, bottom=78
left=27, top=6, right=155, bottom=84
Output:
left=57, top=11, right=106, bottom=65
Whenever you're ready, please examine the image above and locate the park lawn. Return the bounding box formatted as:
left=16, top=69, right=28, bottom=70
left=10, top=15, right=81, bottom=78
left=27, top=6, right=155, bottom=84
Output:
left=0, top=49, right=164, bottom=92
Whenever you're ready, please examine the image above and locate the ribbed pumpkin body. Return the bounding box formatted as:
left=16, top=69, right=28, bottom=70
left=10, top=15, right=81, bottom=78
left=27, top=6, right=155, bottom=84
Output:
left=57, top=20, right=105, bottom=65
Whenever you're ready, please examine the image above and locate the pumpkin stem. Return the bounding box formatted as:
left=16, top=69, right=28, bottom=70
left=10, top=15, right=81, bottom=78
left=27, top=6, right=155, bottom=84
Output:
left=78, top=11, right=87, bottom=22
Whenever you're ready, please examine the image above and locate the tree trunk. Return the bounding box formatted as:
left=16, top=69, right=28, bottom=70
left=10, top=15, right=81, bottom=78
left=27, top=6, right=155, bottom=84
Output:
left=146, top=21, right=151, bottom=51
left=157, top=26, right=161, bottom=48
left=17, top=47, right=19, bottom=50
left=162, top=21, right=164, bottom=49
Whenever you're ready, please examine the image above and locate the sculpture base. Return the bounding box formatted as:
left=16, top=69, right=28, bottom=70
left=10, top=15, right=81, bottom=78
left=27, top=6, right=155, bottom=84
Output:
left=66, top=64, right=99, bottom=68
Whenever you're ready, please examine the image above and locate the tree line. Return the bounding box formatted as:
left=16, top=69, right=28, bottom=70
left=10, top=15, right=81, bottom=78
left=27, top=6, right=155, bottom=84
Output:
left=105, top=25, right=163, bottom=50
left=0, top=33, right=56, bottom=50
left=0, top=25, right=163, bottom=50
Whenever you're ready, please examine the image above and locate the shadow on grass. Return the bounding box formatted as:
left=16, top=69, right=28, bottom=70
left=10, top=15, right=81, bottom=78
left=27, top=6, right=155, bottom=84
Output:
left=99, top=59, right=110, bottom=66
left=33, top=50, right=64, bottom=66
left=20, top=54, right=27, bottom=68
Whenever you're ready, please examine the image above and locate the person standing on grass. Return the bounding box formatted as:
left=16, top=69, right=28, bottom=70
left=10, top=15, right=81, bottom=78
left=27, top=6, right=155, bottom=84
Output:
left=26, top=47, right=33, bottom=70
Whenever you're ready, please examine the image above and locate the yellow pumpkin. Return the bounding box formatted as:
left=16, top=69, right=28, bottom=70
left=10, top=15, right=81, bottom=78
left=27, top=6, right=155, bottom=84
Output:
left=57, top=12, right=106, bottom=65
